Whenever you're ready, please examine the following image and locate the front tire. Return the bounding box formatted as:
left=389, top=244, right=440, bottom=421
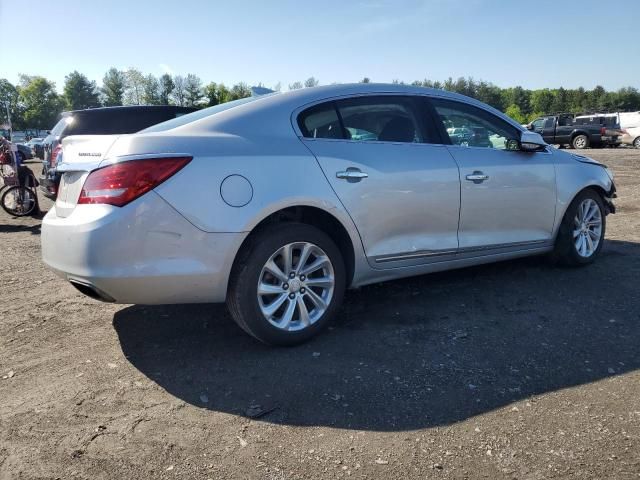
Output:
left=227, top=223, right=346, bottom=346
left=572, top=134, right=589, bottom=149
left=634, top=137, right=640, bottom=149
left=552, top=189, right=605, bottom=266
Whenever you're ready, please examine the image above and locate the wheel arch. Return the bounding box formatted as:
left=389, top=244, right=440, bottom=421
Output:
left=230, top=205, right=358, bottom=289
left=570, top=130, right=591, bottom=145
left=553, top=183, right=613, bottom=241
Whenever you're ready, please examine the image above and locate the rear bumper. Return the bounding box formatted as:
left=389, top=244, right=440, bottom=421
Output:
left=39, top=170, right=60, bottom=199
left=41, top=191, right=246, bottom=304
left=601, top=136, right=621, bottom=146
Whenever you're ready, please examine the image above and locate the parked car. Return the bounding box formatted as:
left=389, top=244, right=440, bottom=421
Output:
left=573, top=114, right=624, bottom=147
left=25, top=137, right=45, bottom=158
left=15, top=143, right=35, bottom=162
left=622, top=127, right=640, bottom=148
left=41, top=84, right=616, bottom=346
left=527, top=114, right=619, bottom=149
left=40, top=105, right=197, bottom=198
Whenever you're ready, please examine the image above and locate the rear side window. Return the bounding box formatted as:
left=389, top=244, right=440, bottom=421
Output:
left=298, top=103, right=343, bottom=139
left=336, top=97, right=423, bottom=143
left=298, top=96, right=434, bottom=143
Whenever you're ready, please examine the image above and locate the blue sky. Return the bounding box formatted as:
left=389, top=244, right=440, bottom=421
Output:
left=1, top=0, right=638, bottom=92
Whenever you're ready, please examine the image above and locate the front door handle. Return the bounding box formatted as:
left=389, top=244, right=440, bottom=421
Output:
left=465, top=171, right=489, bottom=184
left=336, top=169, right=368, bottom=182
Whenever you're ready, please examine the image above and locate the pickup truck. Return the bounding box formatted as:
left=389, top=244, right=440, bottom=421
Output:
left=527, top=114, right=619, bottom=149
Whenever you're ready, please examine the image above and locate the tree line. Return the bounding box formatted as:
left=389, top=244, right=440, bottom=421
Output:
left=1, top=69, right=639, bottom=131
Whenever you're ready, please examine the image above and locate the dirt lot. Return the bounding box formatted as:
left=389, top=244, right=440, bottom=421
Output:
left=1, top=149, right=639, bottom=480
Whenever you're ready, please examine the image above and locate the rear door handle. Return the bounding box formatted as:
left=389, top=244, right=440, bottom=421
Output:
left=336, top=169, right=368, bottom=181
left=465, top=171, right=489, bottom=184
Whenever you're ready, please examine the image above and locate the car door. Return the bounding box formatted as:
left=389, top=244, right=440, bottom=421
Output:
left=427, top=97, right=556, bottom=252
left=297, top=95, right=461, bottom=267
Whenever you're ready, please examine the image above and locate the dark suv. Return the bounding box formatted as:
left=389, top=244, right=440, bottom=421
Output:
left=40, top=105, right=197, bottom=198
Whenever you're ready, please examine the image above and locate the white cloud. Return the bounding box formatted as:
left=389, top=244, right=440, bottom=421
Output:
left=159, top=63, right=174, bottom=75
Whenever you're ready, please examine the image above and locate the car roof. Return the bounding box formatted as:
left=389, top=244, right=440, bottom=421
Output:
left=170, top=83, right=525, bottom=136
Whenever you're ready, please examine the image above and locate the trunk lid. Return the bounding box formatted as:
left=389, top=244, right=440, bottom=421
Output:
left=55, top=135, right=121, bottom=217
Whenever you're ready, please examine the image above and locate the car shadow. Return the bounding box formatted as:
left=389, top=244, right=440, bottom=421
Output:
left=0, top=223, right=41, bottom=234
left=114, top=239, right=640, bottom=431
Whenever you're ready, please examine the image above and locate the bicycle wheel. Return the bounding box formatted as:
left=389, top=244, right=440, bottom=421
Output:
left=1, top=186, right=37, bottom=217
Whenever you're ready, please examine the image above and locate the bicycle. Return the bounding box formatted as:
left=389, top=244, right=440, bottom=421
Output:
left=1, top=141, right=39, bottom=217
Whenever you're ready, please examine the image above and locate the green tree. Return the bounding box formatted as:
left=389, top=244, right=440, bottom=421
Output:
left=229, top=82, right=251, bottom=100
left=159, top=74, right=174, bottom=105
left=142, top=74, right=161, bottom=105
left=0, top=79, right=23, bottom=130
left=304, top=77, right=319, bottom=88
left=288, top=81, right=303, bottom=90
left=184, top=74, right=204, bottom=107
left=360, top=77, right=371, bottom=83
left=63, top=71, right=100, bottom=110
left=172, top=75, right=186, bottom=106
left=125, top=68, right=146, bottom=105
left=589, top=86, right=607, bottom=111
left=503, top=86, right=530, bottom=116
left=530, top=89, right=555, bottom=115
left=551, top=87, right=569, bottom=113
left=205, top=82, right=226, bottom=106
left=18, top=76, right=63, bottom=130
left=102, top=68, right=126, bottom=106
left=504, top=104, right=527, bottom=124
left=475, top=81, right=504, bottom=110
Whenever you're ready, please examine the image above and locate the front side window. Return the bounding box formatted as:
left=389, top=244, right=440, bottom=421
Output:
left=531, top=118, right=546, bottom=130
left=430, top=98, right=519, bottom=150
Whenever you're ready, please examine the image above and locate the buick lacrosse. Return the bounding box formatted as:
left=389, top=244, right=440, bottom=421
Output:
left=42, top=84, right=616, bottom=345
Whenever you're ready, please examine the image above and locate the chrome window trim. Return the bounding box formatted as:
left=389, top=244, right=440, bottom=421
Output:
left=291, top=92, right=550, bottom=152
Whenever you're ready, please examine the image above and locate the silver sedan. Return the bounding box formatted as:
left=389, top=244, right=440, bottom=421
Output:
left=41, top=84, right=617, bottom=345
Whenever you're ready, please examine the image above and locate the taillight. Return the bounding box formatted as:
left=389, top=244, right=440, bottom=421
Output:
left=78, top=157, right=191, bottom=207
left=50, top=145, right=62, bottom=168
left=600, top=127, right=606, bottom=136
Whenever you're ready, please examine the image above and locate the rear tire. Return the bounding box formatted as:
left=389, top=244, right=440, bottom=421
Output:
left=572, top=134, right=589, bottom=149
left=552, top=189, right=605, bottom=267
left=227, top=223, right=346, bottom=346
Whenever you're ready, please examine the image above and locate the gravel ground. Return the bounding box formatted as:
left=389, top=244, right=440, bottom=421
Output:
left=1, top=149, right=639, bottom=479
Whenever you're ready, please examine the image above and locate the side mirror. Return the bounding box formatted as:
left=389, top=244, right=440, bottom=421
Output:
left=525, top=124, right=534, bottom=131
left=521, top=131, right=547, bottom=152
left=505, top=131, right=547, bottom=152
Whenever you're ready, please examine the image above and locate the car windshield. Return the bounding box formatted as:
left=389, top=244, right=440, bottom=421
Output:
left=140, top=95, right=271, bottom=133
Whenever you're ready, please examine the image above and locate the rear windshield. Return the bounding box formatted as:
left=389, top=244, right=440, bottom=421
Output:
left=140, top=96, right=266, bottom=133
left=51, top=108, right=198, bottom=138
left=50, top=116, right=71, bottom=137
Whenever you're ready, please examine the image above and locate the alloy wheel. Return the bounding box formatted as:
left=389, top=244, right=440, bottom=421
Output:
left=574, top=136, right=587, bottom=149
left=573, top=198, right=602, bottom=258
left=257, top=242, right=335, bottom=331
